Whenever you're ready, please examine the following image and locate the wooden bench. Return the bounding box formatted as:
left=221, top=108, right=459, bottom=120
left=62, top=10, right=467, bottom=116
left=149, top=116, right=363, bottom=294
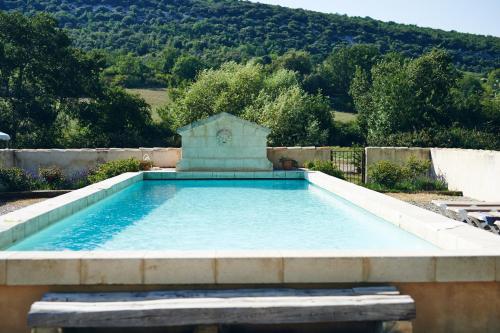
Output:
left=28, top=287, right=415, bottom=333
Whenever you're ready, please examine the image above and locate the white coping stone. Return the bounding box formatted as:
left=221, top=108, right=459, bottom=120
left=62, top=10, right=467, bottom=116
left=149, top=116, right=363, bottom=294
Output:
left=215, top=250, right=283, bottom=284
left=0, top=251, right=498, bottom=285
left=284, top=257, right=363, bottom=283
left=80, top=252, right=144, bottom=285
left=365, top=256, right=436, bottom=283
left=436, top=256, right=496, bottom=282
left=0, top=172, right=143, bottom=250
left=305, top=171, right=500, bottom=251
left=144, top=251, right=216, bottom=284
left=6, top=252, right=81, bottom=285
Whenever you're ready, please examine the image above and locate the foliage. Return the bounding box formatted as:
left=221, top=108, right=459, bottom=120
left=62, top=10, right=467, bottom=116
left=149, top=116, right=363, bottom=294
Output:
left=304, top=160, right=345, bottom=179
left=87, top=158, right=141, bottom=184
left=369, top=127, right=500, bottom=150
left=2, top=0, right=498, bottom=74
left=310, top=44, right=381, bottom=112
left=275, top=50, right=313, bottom=75
left=351, top=49, right=500, bottom=148
left=39, top=166, right=65, bottom=188
left=0, top=167, right=33, bottom=192
left=161, top=62, right=333, bottom=146
left=367, top=157, right=447, bottom=192
left=403, top=156, right=431, bottom=180
left=330, top=121, right=365, bottom=147
left=0, top=12, right=173, bottom=149
left=368, top=160, right=405, bottom=188
left=171, top=55, right=205, bottom=83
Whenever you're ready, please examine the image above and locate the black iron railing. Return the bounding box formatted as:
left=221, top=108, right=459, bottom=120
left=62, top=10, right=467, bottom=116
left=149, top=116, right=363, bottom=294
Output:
left=330, top=149, right=365, bottom=184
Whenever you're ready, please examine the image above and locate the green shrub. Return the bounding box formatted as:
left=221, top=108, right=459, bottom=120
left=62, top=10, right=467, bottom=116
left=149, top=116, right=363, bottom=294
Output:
left=368, top=156, right=447, bottom=192
left=88, top=158, right=141, bottom=184
left=368, top=160, right=405, bottom=188
left=0, top=167, right=33, bottom=191
left=39, top=166, right=65, bottom=188
left=401, top=156, right=431, bottom=179
left=304, top=160, right=345, bottom=179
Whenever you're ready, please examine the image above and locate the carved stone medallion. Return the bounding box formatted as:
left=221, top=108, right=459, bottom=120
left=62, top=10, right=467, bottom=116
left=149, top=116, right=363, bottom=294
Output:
left=216, top=128, right=232, bottom=145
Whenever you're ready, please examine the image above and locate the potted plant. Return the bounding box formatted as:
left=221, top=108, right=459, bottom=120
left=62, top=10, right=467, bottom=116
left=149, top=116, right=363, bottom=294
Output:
left=279, top=157, right=298, bottom=170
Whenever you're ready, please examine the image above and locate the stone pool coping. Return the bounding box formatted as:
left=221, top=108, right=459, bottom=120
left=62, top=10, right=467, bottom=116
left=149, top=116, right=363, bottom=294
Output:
left=0, top=169, right=499, bottom=285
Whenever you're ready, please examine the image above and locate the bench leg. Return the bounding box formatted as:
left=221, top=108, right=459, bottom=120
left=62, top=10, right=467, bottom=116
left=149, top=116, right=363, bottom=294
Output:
left=193, top=325, right=219, bottom=333
left=31, top=328, right=62, bottom=333
left=378, top=321, right=413, bottom=333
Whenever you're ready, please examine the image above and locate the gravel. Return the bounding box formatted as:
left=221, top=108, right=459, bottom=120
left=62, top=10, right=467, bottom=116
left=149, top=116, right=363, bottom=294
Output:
left=385, top=193, right=473, bottom=215
left=0, top=198, right=47, bottom=216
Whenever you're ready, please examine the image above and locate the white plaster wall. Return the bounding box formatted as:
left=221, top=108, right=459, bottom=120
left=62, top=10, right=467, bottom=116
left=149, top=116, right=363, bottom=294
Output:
left=431, top=148, right=500, bottom=201
left=365, top=147, right=500, bottom=201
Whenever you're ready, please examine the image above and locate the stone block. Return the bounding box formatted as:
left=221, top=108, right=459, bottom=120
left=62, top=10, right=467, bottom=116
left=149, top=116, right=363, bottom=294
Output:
left=436, top=256, right=495, bottom=282
left=365, top=256, right=435, bottom=282
left=144, top=253, right=215, bottom=284
left=81, top=252, right=144, bottom=285
left=215, top=254, right=282, bottom=284
left=7, top=252, right=80, bottom=285
left=284, top=257, right=363, bottom=283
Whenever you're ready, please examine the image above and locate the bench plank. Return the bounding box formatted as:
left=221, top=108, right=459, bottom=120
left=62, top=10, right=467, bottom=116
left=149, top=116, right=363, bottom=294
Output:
left=28, top=288, right=415, bottom=328
left=39, top=287, right=399, bottom=302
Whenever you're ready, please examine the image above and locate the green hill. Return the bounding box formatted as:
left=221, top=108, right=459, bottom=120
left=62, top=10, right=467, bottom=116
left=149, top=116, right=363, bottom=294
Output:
left=1, top=0, right=499, bottom=72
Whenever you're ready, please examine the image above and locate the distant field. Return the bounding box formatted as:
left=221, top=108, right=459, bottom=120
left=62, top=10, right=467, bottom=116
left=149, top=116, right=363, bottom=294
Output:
left=126, top=88, right=170, bottom=122
left=334, top=111, right=357, bottom=123
left=127, top=88, right=358, bottom=124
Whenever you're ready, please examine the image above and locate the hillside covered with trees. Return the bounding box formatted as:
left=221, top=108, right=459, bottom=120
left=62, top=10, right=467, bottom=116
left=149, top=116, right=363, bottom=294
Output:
left=0, top=8, right=499, bottom=150
left=1, top=0, right=499, bottom=74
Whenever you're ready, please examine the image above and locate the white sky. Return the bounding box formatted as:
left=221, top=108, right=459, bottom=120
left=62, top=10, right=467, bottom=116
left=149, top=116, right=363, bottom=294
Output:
left=249, top=0, right=500, bottom=37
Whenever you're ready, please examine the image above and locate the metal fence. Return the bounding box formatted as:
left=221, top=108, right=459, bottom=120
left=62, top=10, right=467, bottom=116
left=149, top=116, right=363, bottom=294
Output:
left=331, top=149, right=365, bottom=184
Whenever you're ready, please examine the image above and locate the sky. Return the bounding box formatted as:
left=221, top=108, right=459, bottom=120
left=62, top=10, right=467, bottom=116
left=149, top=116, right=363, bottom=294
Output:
left=248, top=0, right=500, bottom=37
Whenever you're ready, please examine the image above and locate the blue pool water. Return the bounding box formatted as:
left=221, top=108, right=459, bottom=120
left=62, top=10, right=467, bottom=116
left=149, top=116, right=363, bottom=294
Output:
left=9, top=180, right=437, bottom=251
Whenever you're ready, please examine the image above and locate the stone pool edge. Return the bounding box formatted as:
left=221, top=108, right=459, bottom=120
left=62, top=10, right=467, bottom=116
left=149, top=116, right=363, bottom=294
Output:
left=0, top=169, right=499, bottom=287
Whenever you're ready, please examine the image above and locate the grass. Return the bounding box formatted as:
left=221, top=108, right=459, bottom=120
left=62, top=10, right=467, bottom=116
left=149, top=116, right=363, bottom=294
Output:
left=128, top=88, right=359, bottom=125
left=334, top=111, right=357, bottom=123
left=126, top=88, right=170, bottom=122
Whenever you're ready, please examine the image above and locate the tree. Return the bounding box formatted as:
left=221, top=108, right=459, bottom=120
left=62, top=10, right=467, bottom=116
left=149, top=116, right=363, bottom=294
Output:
left=65, top=86, right=157, bottom=147
left=318, top=44, right=380, bottom=112
left=0, top=12, right=103, bottom=147
left=161, top=62, right=333, bottom=146
left=171, top=55, right=204, bottom=83
left=350, top=49, right=495, bottom=147
left=0, top=12, right=167, bottom=148
left=275, top=50, right=312, bottom=75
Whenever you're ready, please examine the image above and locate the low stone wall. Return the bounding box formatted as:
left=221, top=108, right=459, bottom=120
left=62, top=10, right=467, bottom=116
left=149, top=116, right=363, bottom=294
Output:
left=365, top=147, right=500, bottom=201
left=0, top=147, right=333, bottom=176
left=267, top=147, right=331, bottom=169
left=0, top=150, right=14, bottom=168
left=0, top=148, right=181, bottom=176
left=365, top=147, right=431, bottom=168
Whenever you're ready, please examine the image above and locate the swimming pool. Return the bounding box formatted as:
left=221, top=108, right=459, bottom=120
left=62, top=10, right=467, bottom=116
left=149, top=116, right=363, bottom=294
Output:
left=9, top=179, right=437, bottom=251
